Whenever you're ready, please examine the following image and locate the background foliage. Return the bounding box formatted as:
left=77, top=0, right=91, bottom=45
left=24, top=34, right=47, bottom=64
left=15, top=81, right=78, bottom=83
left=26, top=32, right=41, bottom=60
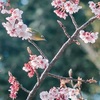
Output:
left=0, top=0, right=100, bottom=100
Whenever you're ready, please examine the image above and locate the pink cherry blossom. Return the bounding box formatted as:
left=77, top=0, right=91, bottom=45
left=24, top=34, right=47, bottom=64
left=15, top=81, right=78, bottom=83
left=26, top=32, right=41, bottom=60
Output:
left=79, top=30, right=98, bottom=43
left=0, top=1, right=5, bottom=12
left=1, top=2, right=32, bottom=40
left=51, top=0, right=82, bottom=19
left=23, top=55, right=49, bottom=78
left=51, top=0, right=64, bottom=8
left=29, top=55, right=37, bottom=60
left=54, top=9, right=68, bottom=19
left=40, top=87, right=80, bottom=100
left=89, top=1, right=100, bottom=19
left=8, top=72, right=20, bottom=99
left=64, top=1, right=82, bottom=14
left=52, top=0, right=68, bottom=19
left=40, top=91, right=49, bottom=100
left=49, top=87, right=59, bottom=99
left=2, top=8, right=32, bottom=40
left=11, top=8, right=23, bottom=19
left=32, top=55, right=49, bottom=69
left=29, top=55, right=49, bottom=70
left=8, top=72, right=16, bottom=84
left=0, top=1, right=11, bottom=14
left=23, top=62, right=35, bottom=78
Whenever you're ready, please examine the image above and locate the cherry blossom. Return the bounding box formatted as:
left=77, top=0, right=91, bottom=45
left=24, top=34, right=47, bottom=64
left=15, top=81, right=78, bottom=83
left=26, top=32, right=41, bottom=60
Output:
left=0, top=0, right=11, bottom=14
left=40, top=91, right=49, bottom=100
left=40, top=87, right=80, bottom=100
left=64, top=1, right=82, bottom=14
left=0, top=1, right=32, bottom=40
left=8, top=72, right=20, bottom=99
left=79, top=30, right=98, bottom=43
left=2, top=8, right=32, bottom=40
left=11, top=8, right=23, bottom=19
left=51, top=0, right=64, bottom=8
left=89, top=1, right=100, bottom=19
left=23, top=62, right=35, bottom=78
left=51, top=0, right=68, bottom=19
left=8, top=72, right=16, bottom=84
left=23, top=55, right=49, bottom=78
left=51, top=0, right=82, bottom=19
left=0, top=1, right=6, bottom=12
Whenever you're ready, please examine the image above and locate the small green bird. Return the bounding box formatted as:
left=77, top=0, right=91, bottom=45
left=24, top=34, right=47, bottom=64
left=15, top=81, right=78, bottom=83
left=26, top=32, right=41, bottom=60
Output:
left=27, top=28, right=45, bottom=41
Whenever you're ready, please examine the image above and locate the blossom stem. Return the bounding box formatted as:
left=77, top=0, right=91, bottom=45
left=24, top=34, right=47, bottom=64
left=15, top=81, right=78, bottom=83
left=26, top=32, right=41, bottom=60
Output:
left=57, top=20, right=71, bottom=38
left=69, top=14, right=78, bottom=29
left=35, top=70, right=40, bottom=85
left=20, top=84, right=30, bottom=93
left=28, top=39, right=47, bottom=59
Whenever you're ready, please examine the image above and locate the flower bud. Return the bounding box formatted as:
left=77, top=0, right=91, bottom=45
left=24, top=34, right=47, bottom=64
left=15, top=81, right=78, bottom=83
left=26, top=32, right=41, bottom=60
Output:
left=68, top=69, right=72, bottom=77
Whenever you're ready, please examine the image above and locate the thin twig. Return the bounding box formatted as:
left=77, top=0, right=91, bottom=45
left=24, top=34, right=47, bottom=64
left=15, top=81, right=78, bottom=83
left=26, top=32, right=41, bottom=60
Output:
left=28, top=39, right=47, bottom=59
left=57, top=20, right=71, bottom=38
left=20, top=84, right=30, bottom=93
left=57, top=19, right=80, bottom=45
left=48, top=73, right=84, bottom=82
left=26, top=16, right=97, bottom=100
left=35, top=70, right=40, bottom=85
left=47, top=73, right=97, bottom=84
left=69, top=14, right=78, bottom=29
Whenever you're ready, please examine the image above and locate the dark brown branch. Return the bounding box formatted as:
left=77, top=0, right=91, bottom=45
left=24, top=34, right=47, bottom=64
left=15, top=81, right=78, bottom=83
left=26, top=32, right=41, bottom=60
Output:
left=57, top=20, right=71, bottom=38
left=69, top=14, right=78, bottom=29
left=28, top=39, right=47, bottom=59
left=48, top=73, right=97, bottom=83
left=26, top=16, right=97, bottom=100
left=20, top=84, right=30, bottom=93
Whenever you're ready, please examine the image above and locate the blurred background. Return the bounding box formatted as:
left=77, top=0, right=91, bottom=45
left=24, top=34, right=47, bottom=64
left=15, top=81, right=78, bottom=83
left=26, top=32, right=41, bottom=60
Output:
left=0, top=0, right=100, bottom=100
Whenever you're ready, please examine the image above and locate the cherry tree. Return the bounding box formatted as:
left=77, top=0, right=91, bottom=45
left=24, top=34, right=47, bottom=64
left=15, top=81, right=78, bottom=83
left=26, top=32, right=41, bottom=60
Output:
left=0, top=0, right=100, bottom=100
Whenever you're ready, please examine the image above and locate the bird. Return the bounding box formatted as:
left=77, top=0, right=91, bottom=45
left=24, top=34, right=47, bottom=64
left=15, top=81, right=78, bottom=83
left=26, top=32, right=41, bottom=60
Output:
left=27, top=28, right=45, bottom=41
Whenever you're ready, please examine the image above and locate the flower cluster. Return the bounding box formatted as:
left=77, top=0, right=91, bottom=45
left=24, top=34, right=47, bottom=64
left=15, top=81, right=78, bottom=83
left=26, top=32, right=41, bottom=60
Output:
left=89, top=1, right=100, bottom=19
left=51, top=0, right=82, bottom=19
left=2, top=8, right=32, bottom=40
left=79, top=30, right=98, bottom=43
left=0, top=0, right=10, bottom=14
left=8, top=72, right=20, bottom=99
left=23, top=55, right=49, bottom=78
left=40, top=87, right=80, bottom=100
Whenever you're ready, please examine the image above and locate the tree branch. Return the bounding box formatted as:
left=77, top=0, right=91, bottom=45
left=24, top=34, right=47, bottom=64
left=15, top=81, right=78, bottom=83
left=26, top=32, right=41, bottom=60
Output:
left=47, top=73, right=97, bottom=84
left=35, top=70, right=40, bottom=85
left=69, top=14, right=78, bottom=29
left=26, top=16, right=97, bottom=100
left=28, top=39, right=47, bottom=59
left=20, top=84, right=30, bottom=93
left=57, top=20, right=70, bottom=38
